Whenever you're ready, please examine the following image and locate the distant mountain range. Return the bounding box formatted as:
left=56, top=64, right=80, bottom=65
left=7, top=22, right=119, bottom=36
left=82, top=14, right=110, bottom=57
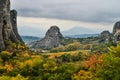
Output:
left=21, top=33, right=99, bottom=43
left=21, top=26, right=100, bottom=43
left=19, top=26, right=100, bottom=37
left=65, top=34, right=99, bottom=38
left=21, top=36, right=40, bottom=43
left=62, top=27, right=99, bottom=35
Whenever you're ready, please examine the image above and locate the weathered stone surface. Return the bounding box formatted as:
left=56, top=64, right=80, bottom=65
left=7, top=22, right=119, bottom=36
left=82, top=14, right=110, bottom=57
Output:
left=100, top=30, right=111, bottom=43
left=10, top=10, right=23, bottom=42
left=101, top=30, right=110, bottom=37
left=113, top=21, right=120, bottom=41
left=28, top=26, right=64, bottom=49
left=113, top=21, right=120, bottom=34
left=0, top=0, right=23, bottom=51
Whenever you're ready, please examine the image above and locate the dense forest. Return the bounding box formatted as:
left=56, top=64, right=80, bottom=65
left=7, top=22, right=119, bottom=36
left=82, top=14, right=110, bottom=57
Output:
left=0, top=40, right=120, bottom=80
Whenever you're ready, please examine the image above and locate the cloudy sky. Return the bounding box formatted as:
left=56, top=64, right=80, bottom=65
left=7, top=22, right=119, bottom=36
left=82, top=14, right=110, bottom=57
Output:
left=10, top=0, right=120, bottom=36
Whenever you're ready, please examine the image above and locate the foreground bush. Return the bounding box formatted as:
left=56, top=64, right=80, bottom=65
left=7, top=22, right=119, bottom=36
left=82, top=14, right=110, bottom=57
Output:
left=110, top=42, right=120, bottom=57
left=0, top=41, right=119, bottom=80
left=0, top=74, right=28, bottom=80
left=96, top=55, right=120, bottom=80
left=50, top=42, right=83, bottom=52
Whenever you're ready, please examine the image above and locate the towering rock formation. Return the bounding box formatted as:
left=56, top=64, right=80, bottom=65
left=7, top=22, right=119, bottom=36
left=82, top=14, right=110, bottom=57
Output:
left=101, top=30, right=111, bottom=37
left=28, top=26, right=64, bottom=49
left=113, top=21, right=120, bottom=34
left=10, top=10, right=23, bottom=42
left=100, top=30, right=111, bottom=43
left=113, top=21, right=120, bottom=41
left=0, top=0, right=23, bottom=51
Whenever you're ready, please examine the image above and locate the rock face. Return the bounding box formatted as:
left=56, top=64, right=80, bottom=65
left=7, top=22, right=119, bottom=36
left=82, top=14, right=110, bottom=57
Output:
left=29, top=26, right=64, bottom=49
left=100, top=30, right=111, bottom=42
left=0, top=0, right=23, bottom=51
left=113, top=21, right=120, bottom=41
left=113, top=21, right=120, bottom=34
left=10, top=10, right=23, bottom=42
left=101, top=30, right=111, bottom=37
left=100, top=21, right=120, bottom=42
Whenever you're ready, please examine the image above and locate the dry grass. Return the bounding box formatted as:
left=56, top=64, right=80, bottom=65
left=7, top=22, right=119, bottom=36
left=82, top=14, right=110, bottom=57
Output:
left=43, top=50, right=90, bottom=59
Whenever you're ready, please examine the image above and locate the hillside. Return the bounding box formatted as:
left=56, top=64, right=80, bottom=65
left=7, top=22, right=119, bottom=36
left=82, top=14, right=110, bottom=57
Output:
left=0, top=41, right=120, bottom=80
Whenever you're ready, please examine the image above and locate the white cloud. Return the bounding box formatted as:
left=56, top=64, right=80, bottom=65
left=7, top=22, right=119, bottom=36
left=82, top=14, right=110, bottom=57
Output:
left=17, top=17, right=114, bottom=32
left=11, top=0, right=120, bottom=23
left=10, top=0, right=119, bottom=36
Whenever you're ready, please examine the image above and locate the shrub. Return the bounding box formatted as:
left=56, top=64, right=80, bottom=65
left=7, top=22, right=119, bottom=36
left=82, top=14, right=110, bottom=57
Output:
left=71, top=53, right=83, bottom=62
left=109, top=42, right=120, bottom=57
left=60, top=54, right=72, bottom=62
left=96, top=55, right=120, bottom=80
left=50, top=46, right=65, bottom=53
left=65, top=42, right=82, bottom=51
left=0, top=51, right=12, bottom=63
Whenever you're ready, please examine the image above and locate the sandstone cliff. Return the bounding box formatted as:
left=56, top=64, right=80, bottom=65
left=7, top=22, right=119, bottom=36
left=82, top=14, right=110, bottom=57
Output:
left=28, top=26, right=64, bottom=49
left=113, top=21, right=120, bottom=42
left=101, top=31, right=110, bottom=37
left=0, top=0, right=23, bottom=51
left=113, top=21, right=120, bottom=34
left=100, top=30, right=111, bottom=43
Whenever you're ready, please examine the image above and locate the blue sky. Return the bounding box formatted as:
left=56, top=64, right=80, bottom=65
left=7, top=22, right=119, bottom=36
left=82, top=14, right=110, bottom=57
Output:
left=10, top=0, right=120, bottom=36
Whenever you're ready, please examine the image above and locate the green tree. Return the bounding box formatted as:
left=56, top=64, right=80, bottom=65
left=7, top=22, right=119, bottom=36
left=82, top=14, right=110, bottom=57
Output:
left=109, top=42, right=120, bottom=57
left=96, top=55, right=120, bottom=80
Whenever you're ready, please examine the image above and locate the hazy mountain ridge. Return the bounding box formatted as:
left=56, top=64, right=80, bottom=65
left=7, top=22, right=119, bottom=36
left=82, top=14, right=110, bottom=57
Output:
left=21, top=33, right=99, bottom=43
left=18, top=26, right=100, bottom=37
left=62, top=27, right=99, bottom=35
left=65, top=34, right=99, bottom=38
left=21, top=36, right=40, bottom=43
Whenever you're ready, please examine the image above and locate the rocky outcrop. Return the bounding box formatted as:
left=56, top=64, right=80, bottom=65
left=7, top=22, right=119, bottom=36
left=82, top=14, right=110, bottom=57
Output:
left=10, top=10, right=23, bottom=42
left=28, top=26, right=64, bottom=49
left=113, top=21, right=120, bottom=34
left=113, top=21, right=120, bottom=42
left=100, top=30, right=111, bottom=42
left=0, top=0, right=23, bottom=51
left=101, top=30, right=111, bottom=37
